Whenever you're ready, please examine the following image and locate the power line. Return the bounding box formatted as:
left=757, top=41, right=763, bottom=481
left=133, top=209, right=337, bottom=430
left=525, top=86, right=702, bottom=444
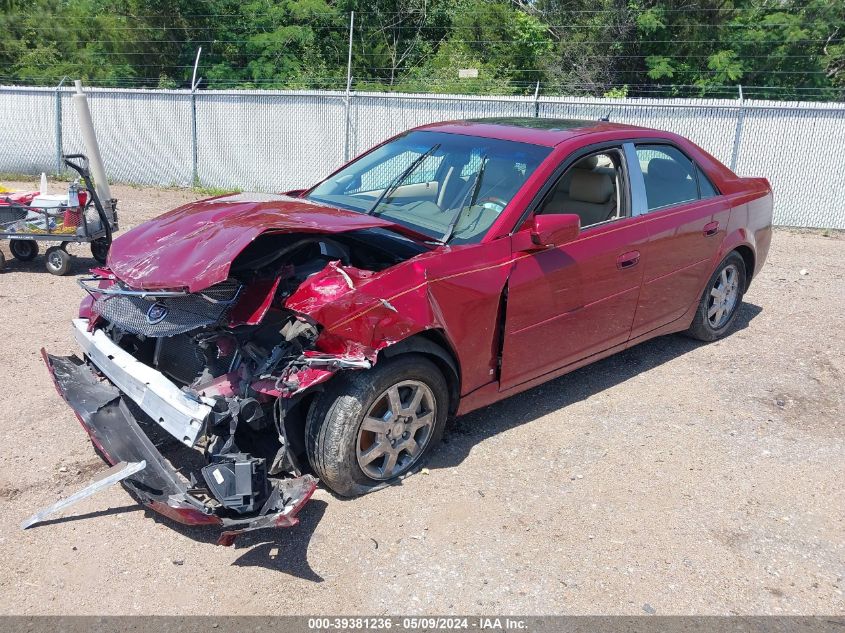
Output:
left=2, top=75, right=841, bottom=94
left=2, top=6, right=842, bottom=18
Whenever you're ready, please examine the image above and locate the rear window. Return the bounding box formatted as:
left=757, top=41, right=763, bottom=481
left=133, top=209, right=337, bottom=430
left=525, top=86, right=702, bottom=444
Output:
left=635, top=144, right=721, bottom=211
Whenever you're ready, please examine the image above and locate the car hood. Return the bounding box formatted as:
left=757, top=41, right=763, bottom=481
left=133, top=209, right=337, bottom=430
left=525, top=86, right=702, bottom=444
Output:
left=107, top=193, right=400, bottom=292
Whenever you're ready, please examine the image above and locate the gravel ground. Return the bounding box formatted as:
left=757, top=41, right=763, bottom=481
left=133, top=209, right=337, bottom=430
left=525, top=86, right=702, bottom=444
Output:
left=0, top=181, right=842, bottom=615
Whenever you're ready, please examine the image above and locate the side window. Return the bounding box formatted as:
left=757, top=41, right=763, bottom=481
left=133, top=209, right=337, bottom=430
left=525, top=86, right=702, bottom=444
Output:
left=538, top=149, right=626, bottom=229
left=696, top=165, right=719, bottom=198
left=636, top=144, right=698, bottom=211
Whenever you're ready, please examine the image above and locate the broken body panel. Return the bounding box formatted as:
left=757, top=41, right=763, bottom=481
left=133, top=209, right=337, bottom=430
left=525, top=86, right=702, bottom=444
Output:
left=42, top=119, right=773, bottom=539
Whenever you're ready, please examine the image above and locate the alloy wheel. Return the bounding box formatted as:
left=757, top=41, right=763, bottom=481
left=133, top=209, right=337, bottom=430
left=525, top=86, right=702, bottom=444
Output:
left=707, top=263, right=740, bottom=328
left=356, top=380, right=436, bottom=480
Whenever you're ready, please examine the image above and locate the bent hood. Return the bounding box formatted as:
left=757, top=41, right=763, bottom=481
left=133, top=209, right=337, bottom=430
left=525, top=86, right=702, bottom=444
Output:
left=107, top=193, right=399, bottom=292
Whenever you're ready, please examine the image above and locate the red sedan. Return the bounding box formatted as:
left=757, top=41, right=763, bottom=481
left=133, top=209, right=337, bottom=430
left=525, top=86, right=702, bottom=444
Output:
left=43, top=118, right=772, bottom=542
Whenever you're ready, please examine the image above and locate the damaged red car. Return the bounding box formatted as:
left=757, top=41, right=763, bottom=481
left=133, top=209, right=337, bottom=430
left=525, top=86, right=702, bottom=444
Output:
left=43, top=118, right=772, bottom=542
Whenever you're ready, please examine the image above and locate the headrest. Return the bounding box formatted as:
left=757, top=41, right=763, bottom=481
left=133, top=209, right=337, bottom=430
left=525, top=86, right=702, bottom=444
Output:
left=569, top=170, right=613, bottom=204
left=594, top=154, right=614, bottom=168
left=483, top=157, right=517, bottom=182
left=648, top=158, right=692, bottom=182
left=574, top=155, right=598, bottom=170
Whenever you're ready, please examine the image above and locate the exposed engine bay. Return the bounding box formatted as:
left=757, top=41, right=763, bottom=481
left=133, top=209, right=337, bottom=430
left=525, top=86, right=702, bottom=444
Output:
left=59, top=228, right=426, bottom=540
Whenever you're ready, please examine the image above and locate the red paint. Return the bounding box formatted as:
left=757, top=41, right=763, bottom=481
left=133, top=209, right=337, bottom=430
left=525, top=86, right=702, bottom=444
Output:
left=228, top=277, right=281, bottom=325
left=106, top=194, right=405, bottom=292
left=98, top=120, right=773, bottom=417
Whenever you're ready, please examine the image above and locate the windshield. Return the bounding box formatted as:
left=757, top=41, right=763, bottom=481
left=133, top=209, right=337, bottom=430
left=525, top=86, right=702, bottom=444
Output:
left=306, top=131, right=551, bottom=244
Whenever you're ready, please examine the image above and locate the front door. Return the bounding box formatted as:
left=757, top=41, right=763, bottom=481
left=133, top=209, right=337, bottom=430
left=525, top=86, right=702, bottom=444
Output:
left=500, top=147, right=650, bottom=390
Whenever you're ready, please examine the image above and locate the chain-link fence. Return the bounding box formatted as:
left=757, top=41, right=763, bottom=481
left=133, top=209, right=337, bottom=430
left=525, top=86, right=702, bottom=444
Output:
left=1, top=85, right=843, bottom=228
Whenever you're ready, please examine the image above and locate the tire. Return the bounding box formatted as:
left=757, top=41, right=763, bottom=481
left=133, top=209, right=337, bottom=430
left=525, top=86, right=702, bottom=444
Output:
left=687, top=251, right=746, bottom=342
left=91, top=238, right=109, bottom=264
left=0, top=250, right=5, bottom=272
left=45, top=245, right=71, bottom=276
left=9, top=239, right=39, bottom=261
left=305, top=354, right=449, bottom=497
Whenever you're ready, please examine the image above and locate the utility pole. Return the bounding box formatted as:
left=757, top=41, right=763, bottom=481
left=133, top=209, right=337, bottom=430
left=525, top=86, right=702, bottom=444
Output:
left=190, top=47, right=203, bottom=187
left=344, top=11, right=355, bottom=162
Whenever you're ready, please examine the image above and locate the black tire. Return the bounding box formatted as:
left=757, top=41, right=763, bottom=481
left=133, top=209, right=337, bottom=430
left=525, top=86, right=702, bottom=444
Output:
left=9, top=239, right=38, bottom=261
left=91, top=238, right=109, bottom=264
left=45, top=245, right=71, bottom=276
left=687, top=251, right=747, bottom=342
left=305, top=354, right=449, bottom=497
left=0, top=250, right=5, bottom=272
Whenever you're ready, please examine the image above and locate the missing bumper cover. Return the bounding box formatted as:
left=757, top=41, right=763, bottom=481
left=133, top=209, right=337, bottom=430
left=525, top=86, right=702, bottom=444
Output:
left=40, top=350, right=316, bottom=545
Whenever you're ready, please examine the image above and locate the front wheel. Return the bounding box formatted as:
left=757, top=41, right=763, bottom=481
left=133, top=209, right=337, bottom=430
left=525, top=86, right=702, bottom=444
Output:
left=687, top=251, right=746, bottom=342
left=305, top=354, right=449, bottom=497
left=45, top=245, right=71, bottom=276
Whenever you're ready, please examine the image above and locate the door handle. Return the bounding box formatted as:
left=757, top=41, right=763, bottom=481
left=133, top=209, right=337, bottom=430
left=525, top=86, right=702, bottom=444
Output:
left=616, top=250, right=640, bottom=270
left=703, top=221, right=719, bottom=237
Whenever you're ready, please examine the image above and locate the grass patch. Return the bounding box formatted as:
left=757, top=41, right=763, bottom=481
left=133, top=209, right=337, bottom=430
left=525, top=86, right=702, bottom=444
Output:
left=0, top=171, right=72, bottom=184
left=191, top=184, right=242, bottom=196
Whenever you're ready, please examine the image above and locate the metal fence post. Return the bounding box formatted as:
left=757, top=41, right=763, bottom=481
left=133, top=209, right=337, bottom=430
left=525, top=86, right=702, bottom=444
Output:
left=343, top=11, right=355, bottom=163
left=730, top=84, right=745, bottom=172
left=533, top=81, right=540, bottom=118
left=190, top=92, right=199, bottom=186
left=54, top=76, right=68, bottom=175
left=190, top=47, right=203, bottom=187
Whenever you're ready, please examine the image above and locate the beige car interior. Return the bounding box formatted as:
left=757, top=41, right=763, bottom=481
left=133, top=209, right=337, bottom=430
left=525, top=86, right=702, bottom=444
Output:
left=540, top=152, right=623, bottom=228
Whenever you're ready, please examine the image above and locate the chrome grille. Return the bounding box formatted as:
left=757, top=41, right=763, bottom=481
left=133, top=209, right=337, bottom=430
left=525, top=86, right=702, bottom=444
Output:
left=94, top=280, right=241, bottom=338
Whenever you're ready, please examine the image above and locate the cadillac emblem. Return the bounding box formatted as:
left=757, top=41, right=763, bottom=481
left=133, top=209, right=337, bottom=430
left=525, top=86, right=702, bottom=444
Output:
left=146, top=302, right=169, bottom=324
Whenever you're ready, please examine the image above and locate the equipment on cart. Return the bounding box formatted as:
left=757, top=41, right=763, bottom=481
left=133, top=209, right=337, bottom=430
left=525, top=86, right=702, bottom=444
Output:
left=0, top=80, right=119, bottom=275
left=0, top=156, right=118, bottom=275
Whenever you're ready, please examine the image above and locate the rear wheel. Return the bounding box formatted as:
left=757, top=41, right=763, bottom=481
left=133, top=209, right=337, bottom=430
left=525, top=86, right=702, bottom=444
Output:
left=305, top=354, right=449, bottom=497
left=687, top=252, right=746, bottom=342
left=45, top=245, right=71, bottom=276
left=9, top=239, right=38, bottom=261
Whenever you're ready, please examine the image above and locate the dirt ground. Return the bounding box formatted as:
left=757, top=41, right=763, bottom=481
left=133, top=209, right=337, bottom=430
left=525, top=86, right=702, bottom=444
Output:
left=0, top=181, right=842, bottom=615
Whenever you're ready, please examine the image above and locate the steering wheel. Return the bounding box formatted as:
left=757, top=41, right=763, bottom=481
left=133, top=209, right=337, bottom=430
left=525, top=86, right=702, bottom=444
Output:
left=478, top=196, right=508, bottom=213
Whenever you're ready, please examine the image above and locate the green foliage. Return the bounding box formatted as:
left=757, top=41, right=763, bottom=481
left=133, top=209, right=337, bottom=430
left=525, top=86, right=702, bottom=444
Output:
left=1, top=0, right=843, bottom=99
left=603, top=85, right=629, bottom=98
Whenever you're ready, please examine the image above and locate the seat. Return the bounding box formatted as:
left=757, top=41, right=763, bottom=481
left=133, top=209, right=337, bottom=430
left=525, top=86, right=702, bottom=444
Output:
left=477, top=157, right=523, bottom=202
left=643, top=157, right=698, bottom=209
left=542, top=168, right=616, bottom=227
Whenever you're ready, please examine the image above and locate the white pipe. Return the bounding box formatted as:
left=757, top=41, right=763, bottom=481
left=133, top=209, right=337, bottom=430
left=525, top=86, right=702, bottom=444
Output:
left=72, top=79, right=112, bottom=204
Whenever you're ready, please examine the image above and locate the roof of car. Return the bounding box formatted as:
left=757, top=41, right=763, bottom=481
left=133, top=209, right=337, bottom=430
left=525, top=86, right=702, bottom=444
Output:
left=415, top=117, right=649, bottom=147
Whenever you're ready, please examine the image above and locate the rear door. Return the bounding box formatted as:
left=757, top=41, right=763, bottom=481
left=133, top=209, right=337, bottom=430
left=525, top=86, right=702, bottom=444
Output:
left=627, top=142, right=732, bottom=338
left=499, top=145, right=649, bottom=390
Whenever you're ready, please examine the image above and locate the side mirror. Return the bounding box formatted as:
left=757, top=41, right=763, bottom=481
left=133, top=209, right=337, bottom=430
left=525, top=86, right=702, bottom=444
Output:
left=528, top=213, right=580, bottom=249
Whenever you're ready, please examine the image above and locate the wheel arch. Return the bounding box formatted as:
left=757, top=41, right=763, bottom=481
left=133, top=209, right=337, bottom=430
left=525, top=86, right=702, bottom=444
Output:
left=717, top=227, right=757, bottom=291
left=380, top=330, right=461, bottom=415
left=732, top=244, right=755, bottom=291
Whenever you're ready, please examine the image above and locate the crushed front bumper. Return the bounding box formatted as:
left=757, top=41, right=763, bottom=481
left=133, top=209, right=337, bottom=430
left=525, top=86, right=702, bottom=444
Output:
left=42, top=350, right=317, bottom=546
left=70, top=318, right=209, bottom=446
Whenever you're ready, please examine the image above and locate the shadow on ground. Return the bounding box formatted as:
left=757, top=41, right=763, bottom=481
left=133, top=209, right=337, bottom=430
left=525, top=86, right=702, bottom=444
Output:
left=0, top=251, right=101, bottom=278
left=159, top=301, right=762, bottom=574
left=430, top=302, right=763, bottom=471
left=142, top=499, right=329, bottom=581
